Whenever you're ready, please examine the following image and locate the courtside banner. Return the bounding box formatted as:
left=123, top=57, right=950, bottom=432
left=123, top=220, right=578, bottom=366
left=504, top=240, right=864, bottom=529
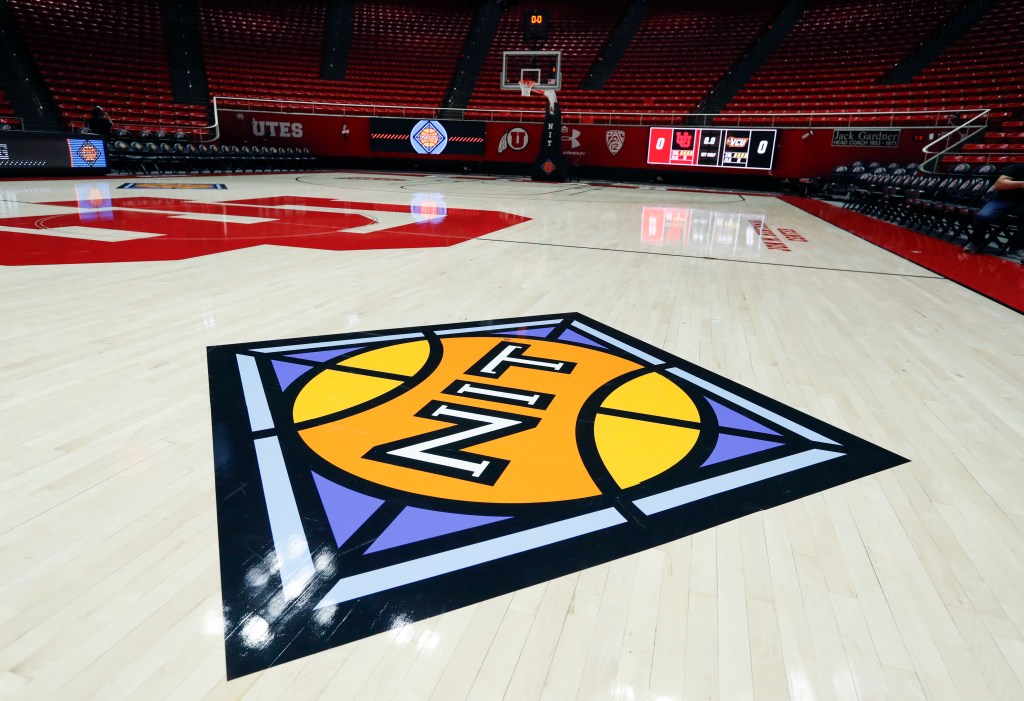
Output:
left=217, top=109, right=937, bottom=177
left=370, top=118, right=486, bottom=156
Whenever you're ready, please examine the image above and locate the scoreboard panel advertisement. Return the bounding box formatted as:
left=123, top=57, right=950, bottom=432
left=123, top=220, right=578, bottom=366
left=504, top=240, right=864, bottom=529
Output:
left=647, top=127, right=777, bottom=170
left=0, top=132, right=107, bottom=172
left=369, top=118, right=486, bottom=156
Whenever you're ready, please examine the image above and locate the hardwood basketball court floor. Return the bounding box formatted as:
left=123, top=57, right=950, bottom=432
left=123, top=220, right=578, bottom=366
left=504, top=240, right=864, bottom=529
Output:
left=1, top=171, right=1022, bottom=700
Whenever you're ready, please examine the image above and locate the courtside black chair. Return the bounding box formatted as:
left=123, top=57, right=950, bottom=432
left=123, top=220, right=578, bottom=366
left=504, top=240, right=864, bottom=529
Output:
left=184, top=143, right=200, bottom=173
left=220, top=145, right=238, bottom=172
left=127, top=141, right=148, bottom=174
left=208, top=144, right=226, bottom=172
left=143, top=142, right=162, bottom=173
left=254, top=146, right=271, bottom=172
left=197, top=144, right=212, bottom=173
left=937, top=177, right=989, bottom=240
left=157, top=142, right=175, bottom=172
left=109, top=139, right=130, bottom=173
left=239, top=145, right=255, bottom=172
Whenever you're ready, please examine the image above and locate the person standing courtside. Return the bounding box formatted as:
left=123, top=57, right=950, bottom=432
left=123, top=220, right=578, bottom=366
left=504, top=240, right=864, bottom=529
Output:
left=87, top=105, right=113, bottom=141
left=964, top=162, right=1024, bottom=261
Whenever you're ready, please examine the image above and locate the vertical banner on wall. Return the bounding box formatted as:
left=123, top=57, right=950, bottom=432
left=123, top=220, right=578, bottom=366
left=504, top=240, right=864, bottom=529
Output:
left=532, top=102, right=568, bottom=181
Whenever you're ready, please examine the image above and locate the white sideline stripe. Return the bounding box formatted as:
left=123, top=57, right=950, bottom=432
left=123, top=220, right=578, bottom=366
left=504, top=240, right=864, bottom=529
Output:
left=266, top=205, right=430, bottom=233
left=568, top=320, right=661, bottom=364
left=436, top=318, right=562, bottom=335
left=0, top=224, right=160, bottom=242
left=254, top=437, right=316, bottom=600
left=170, top=213, right=276, bottom=224
left=666, top=367, right=841, bottom=445
left=634, top=449, right=845, bottom=516
left=315, top=508, right=627, bottom=608
left=252, top=332, right=425, bottom=353
left=235, top=354, right=274, bottom=432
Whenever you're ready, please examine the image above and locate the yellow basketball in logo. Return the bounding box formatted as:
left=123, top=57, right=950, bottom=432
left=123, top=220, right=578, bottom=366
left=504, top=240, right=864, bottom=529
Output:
left=592, top=371, right=700, bottom=489
left=294, top=335, right=702, bottom=504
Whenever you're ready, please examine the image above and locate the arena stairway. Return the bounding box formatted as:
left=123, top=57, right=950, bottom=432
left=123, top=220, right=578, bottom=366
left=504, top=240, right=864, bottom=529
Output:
left=0, top=0, right=62, bottom=131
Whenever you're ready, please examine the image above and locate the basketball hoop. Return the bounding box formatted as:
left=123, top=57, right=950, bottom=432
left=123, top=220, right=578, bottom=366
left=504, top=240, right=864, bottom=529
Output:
left=518, top=80, right=536, bottom=97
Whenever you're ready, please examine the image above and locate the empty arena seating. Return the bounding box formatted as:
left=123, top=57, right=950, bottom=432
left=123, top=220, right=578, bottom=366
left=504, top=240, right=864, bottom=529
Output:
left=902, top=0, right=1024, bottom=118
left=1, top=0, right=1022, bottom=164
left=594, top=0, right=782, bottom=114
left=917, top=0, right=1024, bottom=167
left=6, top=0, right=208, bottom=133
left=466, top=1, right=628, bottom=116
left=201, top=0, right=473, bottom=110
left=726, top=0, right=965, bottom=120
left=0, top=87, right=18, bottom=128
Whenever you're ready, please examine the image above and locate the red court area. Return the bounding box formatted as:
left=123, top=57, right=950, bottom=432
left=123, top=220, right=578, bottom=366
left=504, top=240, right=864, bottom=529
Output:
left=0, top=196, right=529, bottom=265
left=782, top=196, right=1024, bottom=314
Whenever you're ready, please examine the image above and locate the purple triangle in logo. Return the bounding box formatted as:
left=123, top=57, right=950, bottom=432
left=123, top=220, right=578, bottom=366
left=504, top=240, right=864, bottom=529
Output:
left=702, top=434, right=783, bottom=467
left=708, top=398, right=781, bottom=436
left=364, top=507, right=510, bottom=554
left=493, top=327, right=555, bottom=339
left=311, top=473, right=385, bottom=549
left=558, top=328, right=605, bottom=348
left=271, top=359, right=316, bottom=391
left=285, top=347, right=363, bottom=363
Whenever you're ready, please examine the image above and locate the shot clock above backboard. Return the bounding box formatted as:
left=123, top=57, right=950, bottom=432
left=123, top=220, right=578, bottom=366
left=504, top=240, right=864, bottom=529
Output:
left=523, top=8, right=549, bottom=41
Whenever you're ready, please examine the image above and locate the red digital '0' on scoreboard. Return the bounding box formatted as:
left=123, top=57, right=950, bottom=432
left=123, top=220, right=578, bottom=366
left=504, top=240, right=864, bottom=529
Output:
left=648, top=127, right=777, bottom=170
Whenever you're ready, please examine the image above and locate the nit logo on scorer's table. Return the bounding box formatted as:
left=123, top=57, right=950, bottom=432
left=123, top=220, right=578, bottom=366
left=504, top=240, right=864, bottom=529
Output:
left=208, top=313, right=907, bottom=677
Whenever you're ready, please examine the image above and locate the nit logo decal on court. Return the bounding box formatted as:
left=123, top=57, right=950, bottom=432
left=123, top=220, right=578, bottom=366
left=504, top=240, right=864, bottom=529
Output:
left=208, top=313, right=906, bottom=677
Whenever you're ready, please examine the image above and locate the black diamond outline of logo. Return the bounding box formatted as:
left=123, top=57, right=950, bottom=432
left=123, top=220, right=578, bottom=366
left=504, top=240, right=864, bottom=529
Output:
left=208, top=312, right=907, bottom=678
left=76, top=140, right=100, bottom=165
left=412, top=121, right=446, bottom=154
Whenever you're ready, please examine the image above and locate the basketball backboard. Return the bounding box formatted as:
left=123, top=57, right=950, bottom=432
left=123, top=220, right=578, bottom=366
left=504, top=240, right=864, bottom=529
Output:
left=502, top=51, right=561, bottom=92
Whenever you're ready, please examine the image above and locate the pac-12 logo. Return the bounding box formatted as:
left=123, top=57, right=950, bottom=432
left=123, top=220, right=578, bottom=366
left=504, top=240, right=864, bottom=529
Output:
left=605, top=129, right=625, bottom=155
left=209, top=313, right=906, bottom=677
left=497, top=127, right=529, bottom=153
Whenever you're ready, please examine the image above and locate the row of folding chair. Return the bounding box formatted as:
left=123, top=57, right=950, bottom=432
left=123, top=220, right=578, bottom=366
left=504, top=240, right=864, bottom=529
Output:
left=841, top=164, right=1019, bottom=252
left=108, top=141, right=316, bottom=175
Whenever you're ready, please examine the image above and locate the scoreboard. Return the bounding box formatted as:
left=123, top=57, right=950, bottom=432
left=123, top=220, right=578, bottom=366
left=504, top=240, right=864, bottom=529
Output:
left=647, top=127, right=777, bottom=170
